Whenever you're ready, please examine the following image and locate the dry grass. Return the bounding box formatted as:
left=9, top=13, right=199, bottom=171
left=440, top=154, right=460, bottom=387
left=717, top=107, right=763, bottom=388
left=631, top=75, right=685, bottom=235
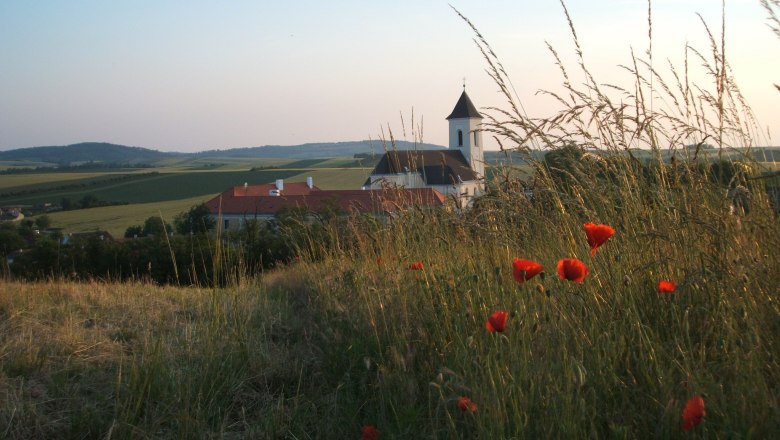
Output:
left=0, top=279, right=326, bottom=439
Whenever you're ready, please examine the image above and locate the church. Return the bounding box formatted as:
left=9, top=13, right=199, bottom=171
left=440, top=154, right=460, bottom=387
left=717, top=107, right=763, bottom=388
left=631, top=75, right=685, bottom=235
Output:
left=204, top=88, right=485, bottom=230
left=365, top=88, right=485, bottom=206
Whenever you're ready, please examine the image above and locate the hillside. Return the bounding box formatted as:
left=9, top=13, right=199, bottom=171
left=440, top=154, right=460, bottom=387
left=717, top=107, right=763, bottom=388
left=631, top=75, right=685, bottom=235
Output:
left=0, top=142, right=178, bottom=164
left=195, top=140, right=446, bottom=159
left=0, top=140, right=447, bottom=164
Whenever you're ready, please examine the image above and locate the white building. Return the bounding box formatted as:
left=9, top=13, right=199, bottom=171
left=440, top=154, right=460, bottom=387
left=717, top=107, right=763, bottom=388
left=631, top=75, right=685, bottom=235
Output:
left=366, top=89, right=484, bottom=206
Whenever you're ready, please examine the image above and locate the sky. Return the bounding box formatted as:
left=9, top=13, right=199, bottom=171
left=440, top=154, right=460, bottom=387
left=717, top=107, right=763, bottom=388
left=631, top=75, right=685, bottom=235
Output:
left=0, top=0, right=777, bottom=152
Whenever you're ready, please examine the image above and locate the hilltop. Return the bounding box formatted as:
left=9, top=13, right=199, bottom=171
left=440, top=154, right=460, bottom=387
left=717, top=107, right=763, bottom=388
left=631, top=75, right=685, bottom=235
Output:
left=0, top=140, right=446, bottom=164
left=195, top=140, right=445, bottom=159
left=0, top=142, right=178, bottom=164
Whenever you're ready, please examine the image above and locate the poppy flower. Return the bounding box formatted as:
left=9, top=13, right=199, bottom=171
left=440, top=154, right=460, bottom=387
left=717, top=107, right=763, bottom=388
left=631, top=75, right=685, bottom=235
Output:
left=485, top=310, right=509, bottom=333
left=682, top=395, right=705, bottom=432
left=457, top=396, right=478, bottom=413
left=376, top=257, right=384, bottom=266
left=557, top=258, right=589, bottom=283
left=584, top=222, right=615, bottom=256
left=657, top=280, right=677, bottom=293
left=408, top=261, right=424, bottom=270
left=360, top=425, right=379, bottom=440
left=512, top=258, right=544, bottom=283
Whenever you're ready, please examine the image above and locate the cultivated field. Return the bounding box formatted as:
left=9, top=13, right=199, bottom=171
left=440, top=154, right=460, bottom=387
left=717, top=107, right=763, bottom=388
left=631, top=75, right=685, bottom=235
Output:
left=0, top=157, right=373, bottom=236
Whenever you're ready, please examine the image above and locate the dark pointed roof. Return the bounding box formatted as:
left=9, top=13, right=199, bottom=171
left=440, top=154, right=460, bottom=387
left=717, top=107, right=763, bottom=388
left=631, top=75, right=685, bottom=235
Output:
left=369, top=150, right=478, bottom=185
left=446, top=90, right=482, bottom=120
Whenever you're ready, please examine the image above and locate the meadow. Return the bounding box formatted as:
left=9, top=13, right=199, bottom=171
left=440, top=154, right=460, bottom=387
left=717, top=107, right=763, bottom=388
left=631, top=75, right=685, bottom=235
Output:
left=1, top=3, right=780, bottom=439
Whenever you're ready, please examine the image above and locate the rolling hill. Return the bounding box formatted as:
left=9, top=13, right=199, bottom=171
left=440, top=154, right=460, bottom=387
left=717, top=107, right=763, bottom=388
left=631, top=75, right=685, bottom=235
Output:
left=195, top=140, right=445, bottom=159
left=0, top=142, right=178, bottom=164
left=0, top=140, right=446, bottom=164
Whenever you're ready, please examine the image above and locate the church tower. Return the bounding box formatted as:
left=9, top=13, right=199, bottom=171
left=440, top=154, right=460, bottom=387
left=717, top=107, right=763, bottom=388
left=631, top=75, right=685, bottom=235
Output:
left=446, top=89, right=484, bottom=180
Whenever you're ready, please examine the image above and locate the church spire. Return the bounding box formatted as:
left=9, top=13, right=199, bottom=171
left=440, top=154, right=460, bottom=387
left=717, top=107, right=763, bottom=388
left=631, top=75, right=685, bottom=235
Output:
left=446, top=90, right=482, bottom=120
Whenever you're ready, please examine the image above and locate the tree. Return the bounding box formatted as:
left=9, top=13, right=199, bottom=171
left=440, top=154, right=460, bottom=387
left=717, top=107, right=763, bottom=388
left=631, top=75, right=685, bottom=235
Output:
left=143, top=216, right=172, bottom=237
left=79, top=194, right=100, bottom=209
left=0, top=230, right=25, bottom=256
left=17, top=219, right=36, bottom=239
left=34, top=215, right=51, bottom=230
left=174, top=203, right=215, bottom=235
left=124, top=225, right=143, bottom=238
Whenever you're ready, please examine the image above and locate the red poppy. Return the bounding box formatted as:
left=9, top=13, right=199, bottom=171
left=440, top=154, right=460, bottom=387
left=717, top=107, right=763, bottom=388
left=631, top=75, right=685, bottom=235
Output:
left=584, top=222, right=615, bottom=256
left=657, top=280, right=677, bottom=293
left=457, top=396, right=478, bottom=413
left=360, top=425, right=379, bottom=440
left=682, top=395, right=705, bottom=432
left=557, top=258, right=589, bottom=283
left=512, top=258, right=544, bottom=283
left=408, top=261, right=424, bottom=270
left=485, top=310, right=509, bottom=333
left=376, top=257, right=384, bottom=266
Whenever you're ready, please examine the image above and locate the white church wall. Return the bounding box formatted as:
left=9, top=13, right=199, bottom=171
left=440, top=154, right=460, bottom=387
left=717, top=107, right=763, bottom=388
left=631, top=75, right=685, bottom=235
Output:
left=369, top=173, right=426, bottom=189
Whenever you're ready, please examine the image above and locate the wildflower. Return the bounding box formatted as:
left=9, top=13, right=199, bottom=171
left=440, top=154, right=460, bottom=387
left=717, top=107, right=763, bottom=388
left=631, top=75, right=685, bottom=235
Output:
left=557, top=258, right=588, bottom=283
left=512, top=258, right=544, bottom=283
left=657, top=280, right=677, bottom=293
left=408, top=261, right=424, bottom=270
left=360, top=425, right=379, bottom=440
left=457, top=396, right=478, bottom=413
left=584, top=222, right=615, bottom=256
left=376, top=257, right=384, bottom=266
left=682, top=395, right=705, bottom=432
left=485, top=310, right=509, bottom=333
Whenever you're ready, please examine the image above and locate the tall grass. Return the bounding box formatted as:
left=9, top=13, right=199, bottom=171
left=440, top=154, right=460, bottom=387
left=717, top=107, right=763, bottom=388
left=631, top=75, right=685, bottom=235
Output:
left=267, top=2, right=780, bottom=437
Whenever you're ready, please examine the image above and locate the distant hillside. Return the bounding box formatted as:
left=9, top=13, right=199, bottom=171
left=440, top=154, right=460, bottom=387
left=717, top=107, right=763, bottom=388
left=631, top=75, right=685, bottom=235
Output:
left=5, top=141, right=772, bottom=164
left=196, top=140, right=446, bottom=159
left=1, top=140, right=447, bottom=164
left=0, top=142, right=177, bottom=164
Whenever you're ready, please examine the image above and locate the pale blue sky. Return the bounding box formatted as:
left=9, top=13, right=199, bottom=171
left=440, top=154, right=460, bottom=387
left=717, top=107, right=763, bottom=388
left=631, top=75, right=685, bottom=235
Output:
left=0, top=1, right=776, bottom=151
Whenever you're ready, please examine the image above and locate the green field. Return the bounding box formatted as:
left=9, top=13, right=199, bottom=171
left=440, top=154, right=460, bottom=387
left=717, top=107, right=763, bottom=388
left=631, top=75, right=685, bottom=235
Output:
left=45, top=196, right=213, bottom=237
left=0, top=157, right=373, bottom=236
left=0, top=171, right=141, bottom=191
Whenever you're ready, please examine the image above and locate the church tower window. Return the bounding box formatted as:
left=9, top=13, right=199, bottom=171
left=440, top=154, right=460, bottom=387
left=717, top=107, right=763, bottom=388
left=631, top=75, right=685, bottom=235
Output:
left=458, top=130, right=463, bottom=147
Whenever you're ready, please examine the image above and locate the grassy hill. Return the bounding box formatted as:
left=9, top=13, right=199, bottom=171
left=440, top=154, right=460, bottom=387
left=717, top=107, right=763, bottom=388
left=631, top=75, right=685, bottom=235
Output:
left=0, top=140, right=446, bottom=166
left=0, top=142, right=178, bottom=164
left=2, top=156, right=778, bottom=437
left=196, top=140, right=445, bottom=159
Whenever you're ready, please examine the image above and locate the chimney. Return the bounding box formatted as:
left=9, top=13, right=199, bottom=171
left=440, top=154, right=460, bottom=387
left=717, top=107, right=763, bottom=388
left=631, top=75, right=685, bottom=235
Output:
left=306, top=176, right=314, bottom=189
left=275, top=179, right=284, bottom=190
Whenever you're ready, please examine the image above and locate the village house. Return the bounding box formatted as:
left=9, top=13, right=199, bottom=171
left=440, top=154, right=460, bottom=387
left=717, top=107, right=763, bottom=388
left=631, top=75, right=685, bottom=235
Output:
left=204, top=88, right=484, bottom=229
left=205, top=178, right=446, bottom=231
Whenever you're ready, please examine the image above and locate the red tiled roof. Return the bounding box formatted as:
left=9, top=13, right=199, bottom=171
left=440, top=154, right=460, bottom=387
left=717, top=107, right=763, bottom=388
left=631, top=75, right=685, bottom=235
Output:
left=205, top=187, right=446, bottom=216
left=231, top=182, right=318, bottom=197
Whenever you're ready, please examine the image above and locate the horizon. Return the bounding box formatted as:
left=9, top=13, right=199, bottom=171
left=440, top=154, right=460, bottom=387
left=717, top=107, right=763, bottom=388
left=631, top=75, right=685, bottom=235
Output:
left=1, top=1, right=777, bottom=153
